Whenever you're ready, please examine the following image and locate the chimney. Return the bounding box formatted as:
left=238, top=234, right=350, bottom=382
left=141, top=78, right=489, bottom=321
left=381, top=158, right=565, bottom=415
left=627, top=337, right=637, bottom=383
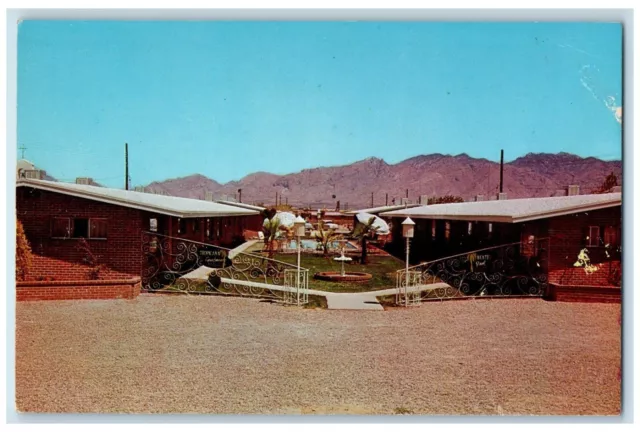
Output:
left=567, top=185, right=580, bottom=196
left=611, top=186, right=622, bottom=193
left=498, top=192, right=508, bottom=200
left=204, top=191, right=214, bottom=201
left=419, top=195, right=429, bottom=205
left=475, top=194, right=485, bottom=202
left=75, top=177, right=92, bottom=185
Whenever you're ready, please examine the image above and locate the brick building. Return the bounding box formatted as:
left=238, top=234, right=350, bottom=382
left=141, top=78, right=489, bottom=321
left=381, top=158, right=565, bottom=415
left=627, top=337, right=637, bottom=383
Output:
left=16, top=179, right=261, bottom=299
left=382, top=193, right=622, bottom=300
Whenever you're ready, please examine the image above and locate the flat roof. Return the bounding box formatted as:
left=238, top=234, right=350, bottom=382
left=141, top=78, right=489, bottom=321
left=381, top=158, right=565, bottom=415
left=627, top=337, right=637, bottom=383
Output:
left=215, top=200, right=266, bottom=212
left=17, top=179, right=261, bottom=218
left=380, top=193, right=621, bottom=223
left=346, top=203, right=423, bottom=215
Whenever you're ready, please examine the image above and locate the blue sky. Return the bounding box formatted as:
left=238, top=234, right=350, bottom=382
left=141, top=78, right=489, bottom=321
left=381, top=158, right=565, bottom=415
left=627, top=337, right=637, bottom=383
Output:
left=17, top=21, right=622, bottom=188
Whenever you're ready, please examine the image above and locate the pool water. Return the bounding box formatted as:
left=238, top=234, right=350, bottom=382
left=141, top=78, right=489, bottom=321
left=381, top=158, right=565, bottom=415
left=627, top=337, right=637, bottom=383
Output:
left=287, top=239, right=358, bottom=250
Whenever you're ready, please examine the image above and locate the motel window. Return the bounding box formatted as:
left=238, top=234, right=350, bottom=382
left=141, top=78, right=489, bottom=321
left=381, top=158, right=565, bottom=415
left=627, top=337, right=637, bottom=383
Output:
left=51, top=217, right=107, bottom=239
left=488, top=223, right=493, bottom=239
left=177, top=218, right=186, bottom=235
left=520, top=233, right=536, bottom=257
left=72, top=218, right=89, bottom=238
left=51, top=218, right=71, bottom=238
left=149, top=218, right=158, bottom=232
left=467, top=222, right=473, bottom=235
left=587, top=226, right=601, bottom=247
left=89, top=219, right=108, bottom=239
left=206, top=218, right=212, bottom=240
left=431, top=220, right=436, bottom=240
left=604, top=226, right=620, bottom=247
left=445, top=222, right=451, bottom=241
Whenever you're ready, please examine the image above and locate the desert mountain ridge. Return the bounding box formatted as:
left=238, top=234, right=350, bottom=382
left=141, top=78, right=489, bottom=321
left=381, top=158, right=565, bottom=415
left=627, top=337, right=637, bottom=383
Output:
left=142, top=152, right=621, bottom=209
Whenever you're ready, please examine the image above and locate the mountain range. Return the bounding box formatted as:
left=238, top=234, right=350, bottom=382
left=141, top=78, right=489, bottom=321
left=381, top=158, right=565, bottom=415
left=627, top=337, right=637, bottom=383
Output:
left=143, top=152, right=622, bottom=209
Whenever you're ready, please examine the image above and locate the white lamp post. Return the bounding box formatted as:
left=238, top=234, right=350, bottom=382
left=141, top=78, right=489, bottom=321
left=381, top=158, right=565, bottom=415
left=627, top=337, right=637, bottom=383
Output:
left=401, top=217, right=415, bottom=307
left=293, top=216, right=306, bottom=306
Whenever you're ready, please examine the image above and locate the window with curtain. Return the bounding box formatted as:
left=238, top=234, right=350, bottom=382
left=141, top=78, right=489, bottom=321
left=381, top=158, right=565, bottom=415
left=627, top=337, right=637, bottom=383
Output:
left=89, top=218, right=108, bottom=239
left=51, top=217, right=71, bottom=238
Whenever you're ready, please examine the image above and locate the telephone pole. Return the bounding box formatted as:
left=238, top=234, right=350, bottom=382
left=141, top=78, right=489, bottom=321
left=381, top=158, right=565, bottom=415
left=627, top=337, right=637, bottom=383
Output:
left=385, top=193, right=388, bottom=206
left=371, top=192, right=374, bottom=207
left=499, top=149, right=504, bottom=193
left=125, top=143, right=129, bottom=190
left=18, top=145, right=27, bottom=159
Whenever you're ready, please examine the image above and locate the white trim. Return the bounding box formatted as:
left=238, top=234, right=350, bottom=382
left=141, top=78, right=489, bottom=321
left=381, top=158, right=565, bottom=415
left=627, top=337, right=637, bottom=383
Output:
left=17, top=179, right=260, bottom=218
left=382, top=196, right=621, bottom=223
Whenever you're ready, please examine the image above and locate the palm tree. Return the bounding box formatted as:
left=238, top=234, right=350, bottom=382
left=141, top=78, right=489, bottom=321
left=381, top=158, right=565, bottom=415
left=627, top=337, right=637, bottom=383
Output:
left=314, top=220, right=341, bottom=257
left=351, top=216, right=380, bottom=265
left=262, top=208, right=281, bottom=259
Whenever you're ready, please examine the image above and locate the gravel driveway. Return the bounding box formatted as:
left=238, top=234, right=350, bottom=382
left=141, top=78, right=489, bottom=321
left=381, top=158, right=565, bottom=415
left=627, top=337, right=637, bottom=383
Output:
left=15, top=295, right=621, bottom=415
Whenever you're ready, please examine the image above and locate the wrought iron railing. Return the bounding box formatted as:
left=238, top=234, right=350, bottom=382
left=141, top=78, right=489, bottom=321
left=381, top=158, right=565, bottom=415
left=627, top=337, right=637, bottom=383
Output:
left=396, top=238, right=550, bottom=305
left=141, top=232, right=310, bottom=305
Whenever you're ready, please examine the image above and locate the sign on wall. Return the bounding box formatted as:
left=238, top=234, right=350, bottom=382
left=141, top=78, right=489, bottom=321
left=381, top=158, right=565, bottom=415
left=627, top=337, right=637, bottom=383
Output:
left=198, top=249, right=229, bottom=268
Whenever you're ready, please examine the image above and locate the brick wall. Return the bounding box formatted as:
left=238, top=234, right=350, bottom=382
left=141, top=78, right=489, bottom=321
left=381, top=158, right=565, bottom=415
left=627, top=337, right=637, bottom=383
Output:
left=16, top=278, right=141, bottom=301
left=548, top=260, right=621, bottom=286
left=17, top=187, right=145, bottom=280
left=27, top=254, right=133, bottom=281
left=547, top=206, right=621, bottom=274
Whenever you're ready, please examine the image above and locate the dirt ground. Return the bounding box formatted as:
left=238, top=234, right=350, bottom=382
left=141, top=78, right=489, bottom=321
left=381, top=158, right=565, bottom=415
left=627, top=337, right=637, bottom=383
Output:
left=15, top=295, right=621, bottom=415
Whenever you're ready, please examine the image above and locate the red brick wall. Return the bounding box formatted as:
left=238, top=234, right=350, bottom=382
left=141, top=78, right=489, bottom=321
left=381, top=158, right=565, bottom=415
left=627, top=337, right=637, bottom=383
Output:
left=549, top=260, right=621, bottom=286
left=547, top=206, right=621, bottom=273
left=16, top=278, right=141, bottom=301
left=17, top=187, right=145, bottom=280
left=28, top=254, right=133, bottom=281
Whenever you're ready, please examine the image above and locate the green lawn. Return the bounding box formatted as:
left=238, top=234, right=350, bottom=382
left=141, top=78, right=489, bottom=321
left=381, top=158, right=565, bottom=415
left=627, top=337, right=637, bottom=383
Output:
left=274, top=253, right=405, bottom=293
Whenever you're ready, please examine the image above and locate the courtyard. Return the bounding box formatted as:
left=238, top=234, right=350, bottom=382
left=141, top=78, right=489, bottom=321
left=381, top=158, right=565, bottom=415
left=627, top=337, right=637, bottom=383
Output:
left=15, top=295, right=620, bottom=415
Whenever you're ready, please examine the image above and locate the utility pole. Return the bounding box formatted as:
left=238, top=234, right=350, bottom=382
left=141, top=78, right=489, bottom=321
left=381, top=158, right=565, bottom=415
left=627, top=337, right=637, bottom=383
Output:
left=275, top=192, right=278, bottom=207
left=238, top=188, right=242, bottom=203
left=18, top=145, right=27, bottom=159
left=499, top=149, right=504, bottom=193
left=371, top=192, right=374, bottom=207
left=125, top=143, right=129, bottom=190
left=406, top=189, right=409, bottom=198
left=385, top=193, right=388, bottom=206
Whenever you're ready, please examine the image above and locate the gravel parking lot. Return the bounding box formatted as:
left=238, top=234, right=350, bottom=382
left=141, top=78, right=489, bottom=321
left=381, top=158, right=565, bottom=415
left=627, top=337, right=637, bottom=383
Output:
left=15, top=295, right=621, bottom=415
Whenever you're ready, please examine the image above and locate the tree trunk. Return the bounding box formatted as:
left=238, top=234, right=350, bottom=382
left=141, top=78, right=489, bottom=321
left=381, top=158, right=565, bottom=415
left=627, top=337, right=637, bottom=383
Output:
left=361, top=237, right=368, bottom=264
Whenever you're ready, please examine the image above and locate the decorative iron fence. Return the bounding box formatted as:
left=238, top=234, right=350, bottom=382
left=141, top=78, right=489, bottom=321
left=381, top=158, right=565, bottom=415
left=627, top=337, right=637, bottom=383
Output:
left=396, top=238, right=550, bottom=305
left=141, top=232, right=309, bottom=305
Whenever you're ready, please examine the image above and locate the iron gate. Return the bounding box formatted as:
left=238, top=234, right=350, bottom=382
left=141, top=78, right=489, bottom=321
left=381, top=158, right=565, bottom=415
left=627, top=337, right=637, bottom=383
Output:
left=141, top=232, right=309, bottom=305
left=396, top=238, right=550, bottom=305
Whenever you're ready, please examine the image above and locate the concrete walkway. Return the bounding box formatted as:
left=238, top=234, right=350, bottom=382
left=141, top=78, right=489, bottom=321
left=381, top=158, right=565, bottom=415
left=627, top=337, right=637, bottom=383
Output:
left=182, top=265, right=449, bottom=311
left=216, top=277, right=449, bottom=311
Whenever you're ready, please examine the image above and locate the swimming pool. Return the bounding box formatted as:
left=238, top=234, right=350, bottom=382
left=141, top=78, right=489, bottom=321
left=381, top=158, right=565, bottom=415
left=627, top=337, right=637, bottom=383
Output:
left=287, top=239, right=358, bottom=251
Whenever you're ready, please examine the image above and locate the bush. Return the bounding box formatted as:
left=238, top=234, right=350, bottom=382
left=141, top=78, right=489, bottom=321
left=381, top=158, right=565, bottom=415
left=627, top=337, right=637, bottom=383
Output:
left=16, top=219, right=33, bottom=281
left=77, top=238, right=106, bottom=280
